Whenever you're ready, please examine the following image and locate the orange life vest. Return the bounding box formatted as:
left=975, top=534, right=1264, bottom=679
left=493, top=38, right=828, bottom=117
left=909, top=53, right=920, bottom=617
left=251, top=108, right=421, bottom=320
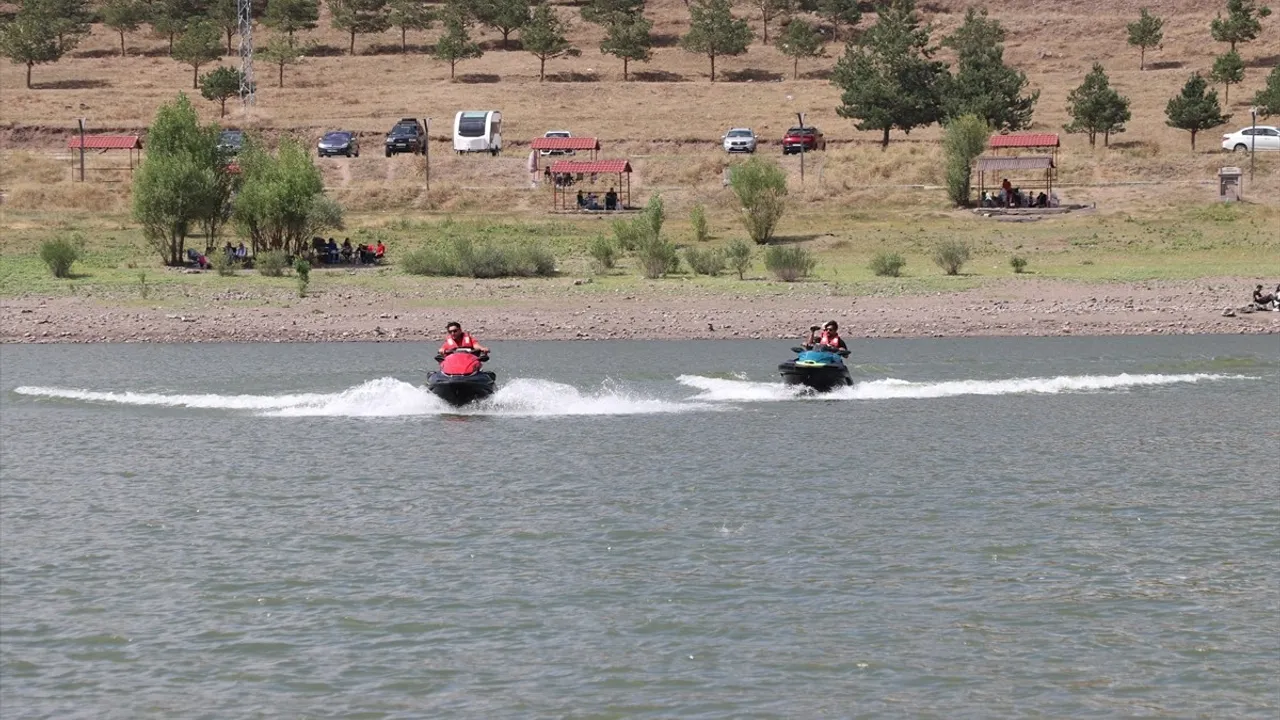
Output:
left=818, top=330, right=842, bottom=348
left=440, top=333, right=479, bottom=354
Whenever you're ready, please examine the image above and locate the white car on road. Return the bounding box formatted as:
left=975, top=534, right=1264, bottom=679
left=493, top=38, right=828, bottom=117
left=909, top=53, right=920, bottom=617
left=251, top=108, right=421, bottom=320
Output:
left=1222, top=125, right=1280, bottom=152
left=723, top=128, right=757, bottom=153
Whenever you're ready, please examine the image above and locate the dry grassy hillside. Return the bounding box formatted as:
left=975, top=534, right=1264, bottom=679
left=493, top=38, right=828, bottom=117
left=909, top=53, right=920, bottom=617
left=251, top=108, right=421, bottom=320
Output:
left=1, top=0, right=1276, bottom=215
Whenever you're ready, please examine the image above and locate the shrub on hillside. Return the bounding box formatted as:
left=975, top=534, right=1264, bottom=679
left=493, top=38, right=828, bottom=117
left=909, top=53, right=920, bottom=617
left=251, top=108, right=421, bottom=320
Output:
left=588, top=234, right=617, bottom=272
left=636, top=236, right=679, bottom=279
left=612, top=216, right=647, bottom=251
left=210, top=250, right=238, bottom=276
left=1010, top=255, right=1028, bottom=273
left=725, top=238, right=753, bottom=279
left=730, top=158, right=789, bottom=244
left=256, top=249, right=289, bottom=277
left=684, top=246, right=725, bottom=276
left=401, top=237, right=555, bottom=278
left=39, top=235, right=82, bottom=278
left=764, top=244, right=815, bottom=282
left=932, top=240, right=972, bottom=275
left=869, top=251, right=906, bottom=277
left=690, top=203, right=709, bottom=243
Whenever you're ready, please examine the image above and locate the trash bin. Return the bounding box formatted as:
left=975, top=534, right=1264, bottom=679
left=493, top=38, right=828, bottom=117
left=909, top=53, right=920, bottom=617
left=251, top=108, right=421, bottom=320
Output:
left=1218, top=166, right=1243, bottom=202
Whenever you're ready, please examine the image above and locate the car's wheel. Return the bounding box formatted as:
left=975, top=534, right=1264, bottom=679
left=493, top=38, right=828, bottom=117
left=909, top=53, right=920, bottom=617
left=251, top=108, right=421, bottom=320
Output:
left=1234, top=143, right=1249, bottom=153
left=385, top=148, right=392, bottom=157
left=354, top=150, right=359, bottom=158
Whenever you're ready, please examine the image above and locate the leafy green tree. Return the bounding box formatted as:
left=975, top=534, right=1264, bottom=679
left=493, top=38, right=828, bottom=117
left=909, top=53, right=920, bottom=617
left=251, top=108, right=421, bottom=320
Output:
left=132, top=94, right=231, bottom=265
left=580, top=0, right=645, bottom=25
left=681, top=0, right=753, bottom=82
left=729, top=156, right=788, bottom=244
left=521, top=2, right=574, bottom=81
left=1211, top=0, right=1271, bottom=52
left=233, top=140, right=334, bottom=256
left=150, top=0, right=210, bottom=53
left=259, top=34, right=304, bottom=87
left=751, top=0, right=791, bottom=44
left=200, top=65, right=242, bottom=116
left=775, top=18, right=825, bottom=80
left=387, top=0, right=434, bottom=52
left=35, top=0, right=93, bottom=54
left=1126, top=8, right=1163, bottom=70
left=473, top=0, right=530, bottom=50
left=101, top=0, right=149, bottom=57
left=433, top=7, right=482, bottom=79
left=942, top=114, right=988, bottom=207
left=600, top=13, right=652, bottom=80
left=262, top=0, right=319, bottom=37
left=172, top=19, right=222, bottom=89
left=811, top=0, right=859, bottom=42
left=831, top=0, right=945, bottom=148
left=207, top=0, right=239, bottom=53
left=1210, top=50, right=1245, bottom=104
left=1166, top=73, right=1231, bottom=150
left=1063, top=63, right=1131, bottom=147
left=940, top=10, right=1037, bottom=132
left=0, top=7, right=63, bottom=88
left=1254, top=64, right=1280, bottom=116
left=330, top=0, right=390, bottom=55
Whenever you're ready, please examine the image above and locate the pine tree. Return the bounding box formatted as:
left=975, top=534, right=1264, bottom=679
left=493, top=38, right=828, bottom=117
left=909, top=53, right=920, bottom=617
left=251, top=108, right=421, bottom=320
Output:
left=102, top=0, right=149, bottom=57
left=1254, top=65, right=1280, bottom=116
left=433, top=7, right=482, bottom=80
left=1210, top=50, right=1245, bottom=104
left=941, top=9, right=1037, bottom=132
left=812, top=0, right=859, bottom=42
left=200, top=65, right=243, bottom=116
left=330, top=0, right=391, bottom=56
left=751, top=0, right=791, bottom=44
left=580, top=0, right=646, bottom=25
left=775, top=18, right=825, bottom=80
left=172, top=19, right=223, bottom=89
left=1210, top=0, right=1271, bottom=52
left=1063, top=63, right=1131, bottom=147
left=831, top=0, right=945, bottom=147
left=259, top=34, right=304, bottom=86
left=600, top=13, right=652, bottom=80
left=522, top=3, right=574, bottom=81
left=1126, top=8, right=1163, bottom=70
left=263, top=0, right=319, bottom=38
left=473, top=0, right=531, bottom=50
left=681, top=0, right=753, bottom=82
left=387, top=0, right=434, bottom=52
left=1165, top=73, right=1231, bottom=150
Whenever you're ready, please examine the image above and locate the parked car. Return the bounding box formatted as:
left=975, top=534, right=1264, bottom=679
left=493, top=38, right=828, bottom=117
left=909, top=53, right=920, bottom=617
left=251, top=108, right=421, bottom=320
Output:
left=723, top=127, right=757, bottom=153
left=782, top=126, right=825, bottom=154
left=217, top=129, right=244, bottom=155
left=385, top=118, right=425, bottom=157
left=1221, top=125, right=1280, bottom=152
left=540, top=129, right=573, bottom=156
left=318, top=130, right=360, bottom=157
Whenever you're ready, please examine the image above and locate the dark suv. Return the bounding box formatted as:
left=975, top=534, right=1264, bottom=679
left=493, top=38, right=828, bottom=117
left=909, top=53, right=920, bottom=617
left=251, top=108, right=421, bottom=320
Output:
left=782, top=126, right=826, bottom=154
left=384, top=118, right=425, bottom=157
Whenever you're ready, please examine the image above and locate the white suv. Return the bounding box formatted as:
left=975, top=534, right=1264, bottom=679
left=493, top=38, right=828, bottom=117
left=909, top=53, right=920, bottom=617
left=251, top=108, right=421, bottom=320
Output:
left=1222, top=125, right=1280, bottom=152
left=541, top=130, right=573, bottom=156
left=723, top=128, right=757, bottom=153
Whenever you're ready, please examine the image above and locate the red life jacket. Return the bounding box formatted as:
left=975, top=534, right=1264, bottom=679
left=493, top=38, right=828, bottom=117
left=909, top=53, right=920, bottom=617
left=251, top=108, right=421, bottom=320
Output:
left=440, top=333, right=479, bottom=354
left=818, top=330, right=842, bottom=348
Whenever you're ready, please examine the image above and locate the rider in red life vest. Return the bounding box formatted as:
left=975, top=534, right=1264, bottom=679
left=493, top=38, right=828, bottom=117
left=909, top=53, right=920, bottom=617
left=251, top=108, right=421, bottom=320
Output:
left=804, top=320, right=848, bottom=352
left=439, top=321, right=489, bottom=356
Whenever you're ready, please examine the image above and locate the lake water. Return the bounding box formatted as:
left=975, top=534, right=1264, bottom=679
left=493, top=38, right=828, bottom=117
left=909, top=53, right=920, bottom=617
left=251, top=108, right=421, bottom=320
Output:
left=2, top=337, right=1277, bottom=718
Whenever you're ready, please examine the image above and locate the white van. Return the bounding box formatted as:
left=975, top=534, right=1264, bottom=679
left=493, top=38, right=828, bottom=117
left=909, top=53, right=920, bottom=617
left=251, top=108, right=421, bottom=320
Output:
left=453, top=110, right=502, bottom=155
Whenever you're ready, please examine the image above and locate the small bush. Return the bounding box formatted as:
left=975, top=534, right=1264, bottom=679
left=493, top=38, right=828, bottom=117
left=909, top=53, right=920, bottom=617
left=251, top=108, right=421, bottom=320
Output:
left=39, top=235, right=82, bottom=278
left=588, top=234, right=617, bottom=272
left=1010, top=255, right=1028, bottom=273
left=643, top=194, right=665, bottom=239
left=400, top=237, right=556, bottom=278
left=725, top=239, right=753, bottom=279
left=869, top=251, right=906, bottom=277
left=294, top=258, right=311, bottom=297
left=764, top=244, right=816, bottom=282
left=636, top=236, right=679, bottom=279
left=137, top=270, right=149, bottom=299
left=210, top=250, right=239, bottom=276
left=684, top=246, right=725, bottom=276
left=257, top=249, right=289, bottom=277
left=612, top=217, right=647, bottom=251
left=690, top=203, right=709, bottom=243
left=932, top=240, right=971, bottom=276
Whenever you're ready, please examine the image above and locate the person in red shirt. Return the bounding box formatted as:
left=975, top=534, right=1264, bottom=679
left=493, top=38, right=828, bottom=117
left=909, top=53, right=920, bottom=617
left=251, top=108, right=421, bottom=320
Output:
left=375, top=241, right=385, bottom=259
left=804, top=320, right=848, bottom=352
left=439, top=321, right=488, bottom=356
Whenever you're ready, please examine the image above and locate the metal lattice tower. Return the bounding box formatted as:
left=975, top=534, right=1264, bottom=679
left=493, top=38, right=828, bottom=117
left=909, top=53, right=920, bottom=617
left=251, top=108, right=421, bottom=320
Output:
left=238, top=0, right=255, bottom=107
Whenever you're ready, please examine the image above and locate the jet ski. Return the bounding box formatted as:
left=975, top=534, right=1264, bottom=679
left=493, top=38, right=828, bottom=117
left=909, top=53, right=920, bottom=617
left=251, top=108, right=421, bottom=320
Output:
left=778, top=345, right=852, bottom=393
left=426, top=348, right=497, bottom=406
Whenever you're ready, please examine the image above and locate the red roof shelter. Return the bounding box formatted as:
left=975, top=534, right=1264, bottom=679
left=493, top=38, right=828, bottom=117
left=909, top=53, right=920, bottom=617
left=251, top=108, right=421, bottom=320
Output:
left=66, top=134, right=143, bottom=180
left=549, top=159, right=633, bottom=211
left=987, top=133, right=1059, bottom=180
left=530, top=136, right=601, bottom=159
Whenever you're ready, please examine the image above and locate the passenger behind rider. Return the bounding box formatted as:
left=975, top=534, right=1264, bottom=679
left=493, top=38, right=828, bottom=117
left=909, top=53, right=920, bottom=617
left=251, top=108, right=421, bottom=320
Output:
left=804, top=320, right=848, bottom=352
left=439, top=321, right=489, bottom=357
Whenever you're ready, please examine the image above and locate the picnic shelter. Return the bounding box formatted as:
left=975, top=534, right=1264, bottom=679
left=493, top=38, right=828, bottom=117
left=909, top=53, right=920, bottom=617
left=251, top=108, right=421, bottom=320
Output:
left=66, top=134, right=143, bottom=180
left=531, top=136, right=601, bottom=159
left=549, top=159, right=633, bottom=211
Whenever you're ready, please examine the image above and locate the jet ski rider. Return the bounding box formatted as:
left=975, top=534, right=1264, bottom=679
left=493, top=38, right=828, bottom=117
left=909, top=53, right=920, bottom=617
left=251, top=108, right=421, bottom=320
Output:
left=440, top=321, right=489, bottom=356
left=804, top=321, right=848, bottom=352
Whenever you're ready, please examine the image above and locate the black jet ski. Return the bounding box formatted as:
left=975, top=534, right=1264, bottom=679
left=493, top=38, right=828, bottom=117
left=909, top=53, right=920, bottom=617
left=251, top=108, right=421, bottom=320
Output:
left=426, top=348, right=497, bottom=406
left=778, top=345, right=853, bottom=393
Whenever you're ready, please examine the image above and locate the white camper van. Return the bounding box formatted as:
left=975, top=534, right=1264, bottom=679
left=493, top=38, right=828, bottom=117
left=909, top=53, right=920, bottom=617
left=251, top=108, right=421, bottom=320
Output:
left=453, top=111, right=502, bottom=155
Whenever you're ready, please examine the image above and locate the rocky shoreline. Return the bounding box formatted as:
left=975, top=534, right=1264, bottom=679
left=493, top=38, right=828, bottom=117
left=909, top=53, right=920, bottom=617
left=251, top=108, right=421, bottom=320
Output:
left=2, top=278, right=1277, bottom=344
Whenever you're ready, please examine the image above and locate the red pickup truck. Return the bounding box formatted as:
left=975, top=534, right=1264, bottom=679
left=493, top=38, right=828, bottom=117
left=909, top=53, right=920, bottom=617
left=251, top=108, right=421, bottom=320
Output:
left=782, top=126, right=826, bottom=154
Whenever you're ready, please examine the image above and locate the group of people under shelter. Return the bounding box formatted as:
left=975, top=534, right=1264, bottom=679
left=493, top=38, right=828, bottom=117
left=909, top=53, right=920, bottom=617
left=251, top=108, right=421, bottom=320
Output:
left=313, top=237, right=386, bottom=265
left=575, top=188, right=620, bottom=211
left=982, top=178, right=1054, bottom=209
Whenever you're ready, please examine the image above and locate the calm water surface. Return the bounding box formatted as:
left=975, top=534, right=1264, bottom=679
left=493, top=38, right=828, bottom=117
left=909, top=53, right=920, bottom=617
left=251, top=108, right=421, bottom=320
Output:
left=2, top=337, right=1277, bottom=718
